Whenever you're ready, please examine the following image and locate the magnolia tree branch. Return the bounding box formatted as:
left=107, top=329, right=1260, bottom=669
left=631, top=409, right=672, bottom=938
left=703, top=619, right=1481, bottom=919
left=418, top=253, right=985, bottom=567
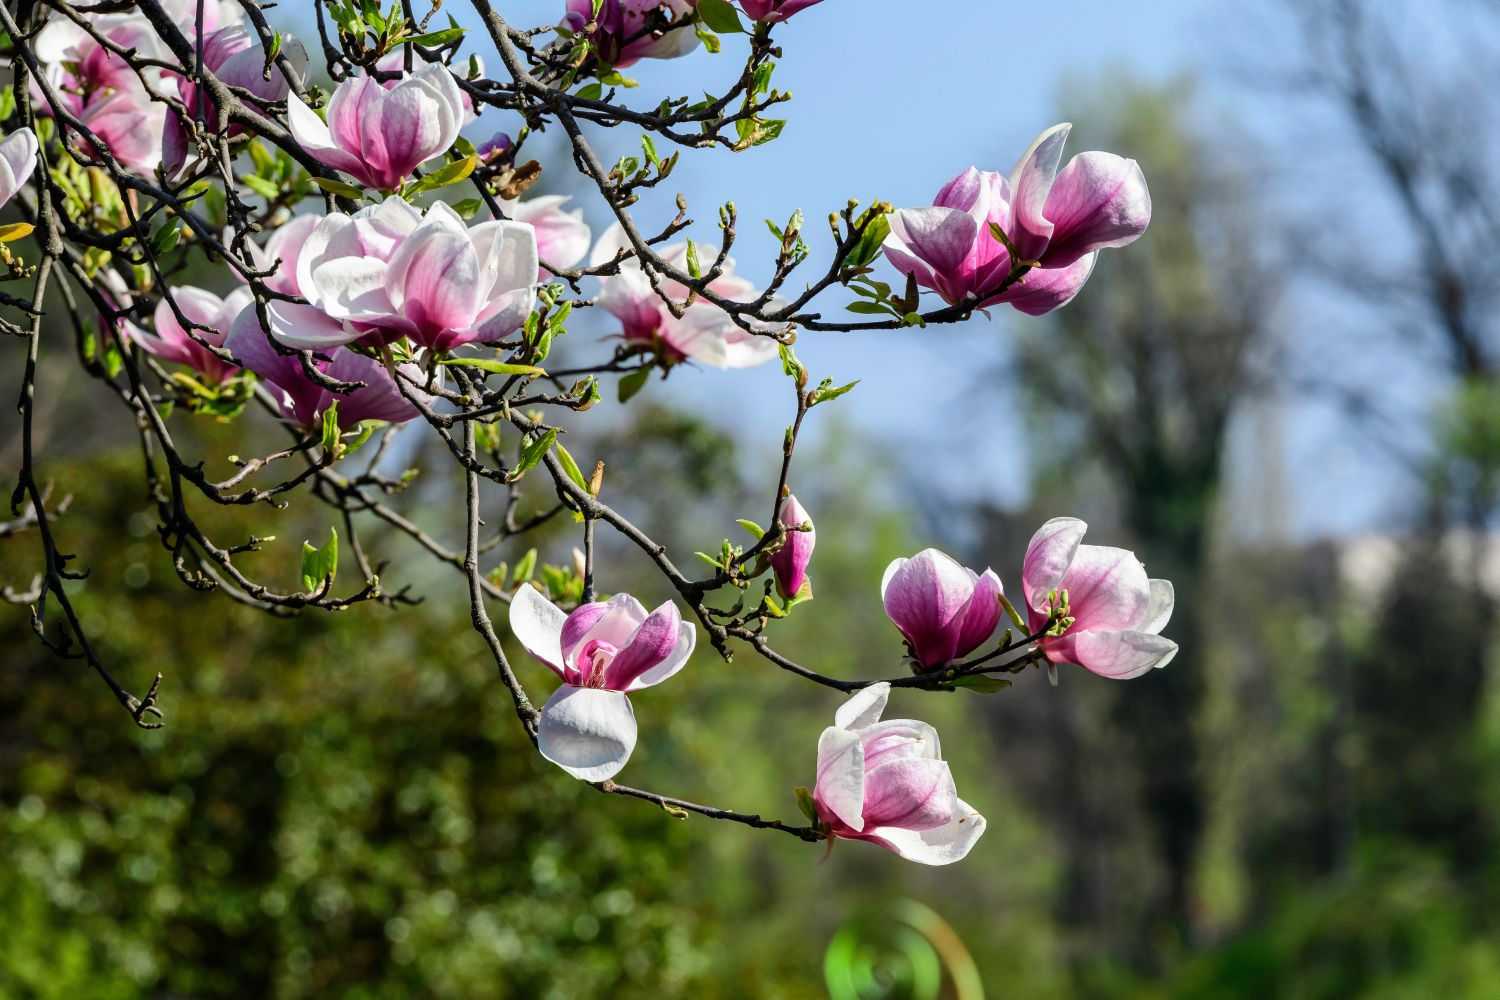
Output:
left=0, top=0, right=1175, bottom=863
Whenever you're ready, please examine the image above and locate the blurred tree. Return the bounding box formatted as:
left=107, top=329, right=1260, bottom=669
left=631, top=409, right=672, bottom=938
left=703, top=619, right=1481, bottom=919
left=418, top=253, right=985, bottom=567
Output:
left=974, top=76, right=1276, bottom=963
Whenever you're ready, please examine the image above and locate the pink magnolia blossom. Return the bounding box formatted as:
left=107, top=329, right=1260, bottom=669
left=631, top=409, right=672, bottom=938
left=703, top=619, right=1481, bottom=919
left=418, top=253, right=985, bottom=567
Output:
left=769, top=494, right=815, bottom=599
left=33, top=16, right=166, bottom=173
left=1022, top=517, right=1176, bottom=681
left=814, top=683, right=986, bottom=865
left=241, top=214, right=321, bottom=297
left=563, top=0, right=700, bottom=68
left=883, top=123, right=1150, bottom=316
left=163, top=24, right=308, bottom=172
left=502, top=195, right=591, bottom=277
left=226, top=306, right=426, bottom=429
left=287, top=64, right=466, bottom=191
left=129, top=285, right=252, bottom=384
left=881, top=549, right=1003, bottom=670
left=0, top=127, right=38, bottom=210
left=738, top=0, right=823, bottom=21
left=510, top=584, right=696, bottom=781
left=261, top=199, right=537, bottom=353
left=590, top=223, right=779, bottom=369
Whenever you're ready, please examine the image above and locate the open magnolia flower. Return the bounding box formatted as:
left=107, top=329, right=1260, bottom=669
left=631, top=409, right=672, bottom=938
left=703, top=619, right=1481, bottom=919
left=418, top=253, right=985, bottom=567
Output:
left=163, top=24, right=308, bottom=173
left=262, top=199, right=537, bottom=353
left=1022, top=517, right=1176, bottom=681
left=881, top=548, right=1003, bottom=670
left=33, top=15, right=168, bottom=173
left=814, top=683, right=986, bottom=865
left=883, top=123, right=1151, bottom=316
left=510, top=584, right=695, bottom=781
left=590, top=223, right=779, bottom=369
left=288, top=64, right=466, bottom=192
left=225, top=306, right=426, bottom=429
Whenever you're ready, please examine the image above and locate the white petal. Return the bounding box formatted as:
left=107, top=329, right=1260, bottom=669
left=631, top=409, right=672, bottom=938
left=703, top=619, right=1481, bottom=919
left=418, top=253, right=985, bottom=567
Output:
left=835, top=682, right=890, bottom=731
left=815, top=726, right=866, bottom=831
left=880, top=558, right=908, bottom=602
left=1139, top=579, right=1174, bottom=635
left=508, top=583, right=567, bottom=678
left=537, top=686, right=637, bottom=782
left=869, top=796, right=987, bottom=866
left=264, top=300, right=356, bottom=350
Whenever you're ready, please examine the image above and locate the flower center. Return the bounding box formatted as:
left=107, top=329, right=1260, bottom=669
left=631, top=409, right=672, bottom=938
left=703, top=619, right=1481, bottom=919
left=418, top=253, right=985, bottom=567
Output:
left=577, top=639, right=619, bottom=689
left=1044, top=588, right=1075, bottom=637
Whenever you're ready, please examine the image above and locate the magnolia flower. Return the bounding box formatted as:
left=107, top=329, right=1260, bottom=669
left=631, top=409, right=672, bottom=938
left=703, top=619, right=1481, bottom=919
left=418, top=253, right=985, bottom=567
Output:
left=883, top=123, right=1150, bottom=316
left=738, top=0, right=823, bottom=21
left=881, top=549, right=1003, bottom=670
left=510, top=584, right=695, bottom=781
left=163, top=24, right=308, bottom=172
left=261, top=199, right=537, bottom=353
left=0, top=127, right=38, bottom=211
left=590, top=223, right=778, bottom=369
left=503, top=195, right=591, bottom=277
left=563, top=0, right=700, bottom=68
left=225, top=306, right=425, bottom=429
left=814, top=683, right=986, bottom=865
left=129, top=286, right=252, bottom=384
left=33, top=16, right=166, bottom=173
left=769, top=494, right=815, bottom=599
left=288, top=64, right=466, bottom=191
left=241, top=214, right=321, bottom=297
left=1022, top=517, right=1176, bottom=681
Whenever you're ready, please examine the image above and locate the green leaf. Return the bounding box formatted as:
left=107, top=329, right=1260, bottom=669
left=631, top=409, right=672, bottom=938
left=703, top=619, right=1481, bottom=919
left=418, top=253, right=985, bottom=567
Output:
left=845, top=301, right=890, bottom=315
left=777, top=343, right=804, bottom=382
left=150, top=222, right=181, bottom=255
left=947, top=675, right=1014, bottom=694
left=554, top=441, right=589, bottom=492
left=811, top=379, right=859, bottom=405
left=438, top=358, right=547, bottom=377
left=793, top=786, right=817, bottom=823
left=685, top=240, right=701, bottom=280
left=399, top=26, right=466, bottom=47
left=618, top=366, right=651, bottom=403
left=640, top=133, right=660, bottom=168
left=515, top=427, right=557, bottom=478
left=783, top=576, right=814, bottom=610
left=300, top=528, right=339, bottom=592
left=311, top=175, right=365, bottom=200
left=511, top=548, right=537, bottom=585
left=737, top=518, right=765, bottom=540
left=0, top=222, right=34, bottom=243
left=408, top=154, right=478, bottom=195
left=240, top=174, right=282, bottom=200
left=576, top=82, right=603, bottom=101
left=320, top=402, right=342, bottom=456
left=998, top=591, right=1029, bottom=633
left=452, top=198, right=484, bottom=220
left=843, top=212, right=890, bottom=268
left=696, top=0, right=745, bottom=33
